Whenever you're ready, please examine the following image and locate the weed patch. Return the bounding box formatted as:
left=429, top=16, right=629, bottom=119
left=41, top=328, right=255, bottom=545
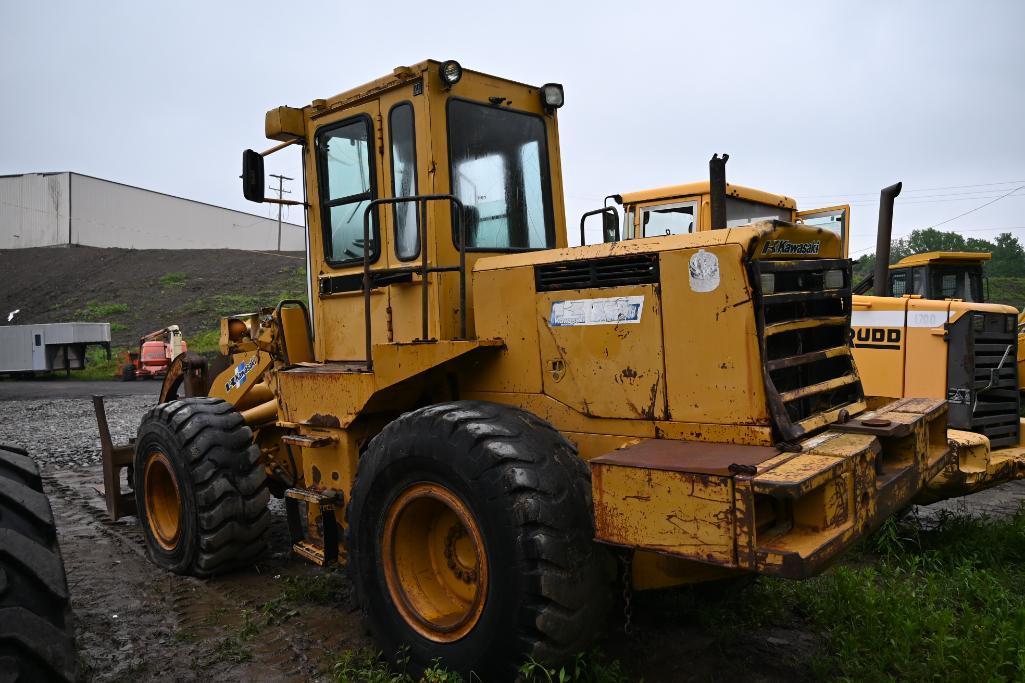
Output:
left=690, top=508, right=1025, bottom=681
left=159, top=272, right=188, bottom=288
left=78, top=301, right=128, bottom=319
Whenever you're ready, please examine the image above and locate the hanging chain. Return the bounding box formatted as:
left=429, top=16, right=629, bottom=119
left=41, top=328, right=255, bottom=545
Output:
left=619, top=551, right=634, bottom=636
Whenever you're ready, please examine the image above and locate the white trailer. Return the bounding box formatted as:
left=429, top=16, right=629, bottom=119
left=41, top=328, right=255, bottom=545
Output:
left=0, top=322, right=111, bottom=375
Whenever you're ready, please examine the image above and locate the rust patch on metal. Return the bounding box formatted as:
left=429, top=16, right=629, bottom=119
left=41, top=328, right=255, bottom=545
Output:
left=308, top=413, right=342, bottom=428
left=593, top=439, right=780, bottom=476
left=311, top=465, right=322, bottom=485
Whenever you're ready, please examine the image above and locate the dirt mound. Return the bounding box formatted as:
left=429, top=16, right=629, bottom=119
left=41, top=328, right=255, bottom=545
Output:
left=0, top=245, right=306, bottom=348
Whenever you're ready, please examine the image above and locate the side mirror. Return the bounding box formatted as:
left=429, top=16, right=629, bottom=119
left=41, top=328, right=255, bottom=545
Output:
left=579, top=207, right=620, bottom=246
left=242, top=149, right=265, bottom=203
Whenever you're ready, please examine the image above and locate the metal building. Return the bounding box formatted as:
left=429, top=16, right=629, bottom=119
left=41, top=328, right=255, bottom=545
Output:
left=0, top=172, right=305, bottom=251
left=0, top=322, right=111, bottom=375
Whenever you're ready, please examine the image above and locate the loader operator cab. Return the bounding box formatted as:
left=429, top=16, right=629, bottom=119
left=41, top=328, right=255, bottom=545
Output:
left=242, top=60, right=569, bottom=360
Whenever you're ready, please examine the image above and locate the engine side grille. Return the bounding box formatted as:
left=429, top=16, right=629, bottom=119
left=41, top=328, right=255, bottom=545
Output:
left=947, top=313, right=1020, bottom=448
left=750, top=258, right=865, bottom=441
left=535, top=254, right=659, bottom=292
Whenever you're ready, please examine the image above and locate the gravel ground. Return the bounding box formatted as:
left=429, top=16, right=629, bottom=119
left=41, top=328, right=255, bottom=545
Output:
left=0, top=394, right=154, bottom=469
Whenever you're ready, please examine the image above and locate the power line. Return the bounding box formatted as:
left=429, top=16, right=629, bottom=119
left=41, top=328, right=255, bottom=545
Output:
left=793, top=179, right=1025, bottom=199
left=921, top=184, right=1025, bottom=230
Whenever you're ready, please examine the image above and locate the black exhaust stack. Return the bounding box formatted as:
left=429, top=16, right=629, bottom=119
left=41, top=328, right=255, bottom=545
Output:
left=709, top=153, right=729, bottom=230
left=873, top=182, right=902, bottom=296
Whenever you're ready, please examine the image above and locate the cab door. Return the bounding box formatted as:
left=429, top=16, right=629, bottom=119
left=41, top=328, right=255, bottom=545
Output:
left=797, top=205, right=850, bottom=257
left=308, top=100, right=387, bottom=361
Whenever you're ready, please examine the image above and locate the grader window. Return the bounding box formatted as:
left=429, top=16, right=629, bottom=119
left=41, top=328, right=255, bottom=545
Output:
left=390, top=103, right=420, bottom=260
left=447, top=99, right=555, bottom=251
left=317, top=116, right=377, bottom=264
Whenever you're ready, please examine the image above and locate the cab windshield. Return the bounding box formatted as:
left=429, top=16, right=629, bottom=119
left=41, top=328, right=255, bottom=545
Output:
left=448, top=100, right=555, bottom=251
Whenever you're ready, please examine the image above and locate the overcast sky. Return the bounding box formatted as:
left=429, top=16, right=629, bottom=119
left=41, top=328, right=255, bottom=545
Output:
left=2, top=1, right=1023, bottom=255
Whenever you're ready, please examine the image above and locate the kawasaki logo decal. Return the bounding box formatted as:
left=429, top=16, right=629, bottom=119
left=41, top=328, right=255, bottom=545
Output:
left=761, top=239, right=821, bottom=256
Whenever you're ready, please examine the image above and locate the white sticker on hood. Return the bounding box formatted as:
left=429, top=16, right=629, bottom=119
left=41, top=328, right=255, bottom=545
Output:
left=689, top=249, right=720, bottom=292
left=549, top=296, right=644, bottom=326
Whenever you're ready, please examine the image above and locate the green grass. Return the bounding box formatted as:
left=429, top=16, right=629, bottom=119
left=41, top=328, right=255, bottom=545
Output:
left=159, top=271, right=187, bottom=288
left=693, top=508, right=1025, bottom=681
left=188, top=329, right=221, bottom=354
left=110, top=322, right=128, bottom=332
left=78, top=301, right=128, bottom=319
left=72, top=346, right=125, bottom=380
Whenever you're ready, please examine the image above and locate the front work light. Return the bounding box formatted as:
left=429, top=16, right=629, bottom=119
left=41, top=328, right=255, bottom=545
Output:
left=440, top=60, right=463, bottom=87
left=760, top=273, right=776, bottom=295
left=824, top=269, right=845, bottom=290
left=541, top=83, right=564, bottom=110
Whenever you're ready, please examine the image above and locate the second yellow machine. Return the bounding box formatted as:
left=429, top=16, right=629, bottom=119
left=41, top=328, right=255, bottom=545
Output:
left=101, top=61, right=974, bottom=678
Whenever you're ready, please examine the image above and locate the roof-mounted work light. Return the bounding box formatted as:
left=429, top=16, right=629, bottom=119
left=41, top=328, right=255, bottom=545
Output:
left=440, top=60, right=463, bottom=87
left=540, top=83, right=564, bottom=111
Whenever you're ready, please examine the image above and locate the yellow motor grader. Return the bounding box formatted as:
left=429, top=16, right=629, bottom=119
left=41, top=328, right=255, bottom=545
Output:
left=607, top=159, right=1025, bottom=502
left=97, top=61, right=989, bottom=677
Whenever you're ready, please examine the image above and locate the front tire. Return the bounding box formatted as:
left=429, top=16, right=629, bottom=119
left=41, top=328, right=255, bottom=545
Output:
left=0, top=445, right=77, bottom=682
left=347, top=401, right=612, bottom=680
left=134, top=398, right=270, bottom=576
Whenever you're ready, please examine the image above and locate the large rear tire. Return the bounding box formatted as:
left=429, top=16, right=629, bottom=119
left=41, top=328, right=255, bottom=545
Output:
left=0, top=445, right=77, bottom=682
left=347, top=401, right=612, bottom=680
left=134, top=398, right=270, bottom=576
left=121, top=363, right=136, bottom=382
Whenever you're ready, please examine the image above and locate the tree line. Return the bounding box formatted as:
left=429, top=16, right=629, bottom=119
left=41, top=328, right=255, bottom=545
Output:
left=853, top=229, right=1025, bottom=280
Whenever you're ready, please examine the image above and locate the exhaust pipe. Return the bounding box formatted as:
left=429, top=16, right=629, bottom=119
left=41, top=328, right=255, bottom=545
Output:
left=709, top=153, right=729, bottom=230
left=873, top=182, right=902, bottom=296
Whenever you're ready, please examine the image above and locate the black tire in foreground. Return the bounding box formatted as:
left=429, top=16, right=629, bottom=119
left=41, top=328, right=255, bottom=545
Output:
left=347, top=400, right=613, bottom=681
left=0, top=444, right=77, bottom=682
left=134, top=398, right=270, bottom=577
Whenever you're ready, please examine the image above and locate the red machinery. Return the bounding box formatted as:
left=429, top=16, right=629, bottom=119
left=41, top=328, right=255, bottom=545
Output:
left=119, top=325, right=187, bottom=381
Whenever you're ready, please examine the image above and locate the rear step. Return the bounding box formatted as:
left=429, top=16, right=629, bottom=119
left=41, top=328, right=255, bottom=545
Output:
left=284, top=487, right=342, bottom=565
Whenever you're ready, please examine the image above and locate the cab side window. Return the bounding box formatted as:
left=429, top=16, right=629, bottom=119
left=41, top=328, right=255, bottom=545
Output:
left=890, top=270, right=908, bottom=296
left=390, top=103, right=419, bottom=260
left=318, top=117, right=376, bottom=264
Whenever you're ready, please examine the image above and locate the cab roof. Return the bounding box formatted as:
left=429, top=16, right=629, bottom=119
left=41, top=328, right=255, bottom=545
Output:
left=891, top=251, right=992, bottom=268
left=617, top=181, right=796, bottom=210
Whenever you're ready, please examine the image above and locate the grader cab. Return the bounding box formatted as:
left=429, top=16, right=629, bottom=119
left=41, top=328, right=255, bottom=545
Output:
left=610, top=163, right=1025, bottom=503
left=101, top=61, right=956, bottom=678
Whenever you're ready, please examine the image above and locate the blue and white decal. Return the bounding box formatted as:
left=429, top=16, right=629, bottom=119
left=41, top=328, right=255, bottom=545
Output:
left=225, top=355, right=259, bottom=392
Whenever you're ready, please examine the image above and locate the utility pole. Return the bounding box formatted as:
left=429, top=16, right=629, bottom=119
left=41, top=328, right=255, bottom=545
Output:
left=268, top=174, right=294, bottom=252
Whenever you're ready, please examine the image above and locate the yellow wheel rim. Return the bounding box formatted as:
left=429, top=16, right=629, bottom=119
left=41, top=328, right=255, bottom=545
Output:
left=382, top=483, right=488, bottom=642
left=144, top=450, right=182, bottom=551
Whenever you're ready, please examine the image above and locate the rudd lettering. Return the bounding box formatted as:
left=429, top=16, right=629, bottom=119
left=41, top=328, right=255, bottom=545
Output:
left=850, top=326, right=902, bottom=350
left=761, top=239, right=821, bottom=256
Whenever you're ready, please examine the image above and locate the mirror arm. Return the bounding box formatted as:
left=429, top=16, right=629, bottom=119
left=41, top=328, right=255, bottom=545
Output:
left=263, top=198, right=307, bottom=207
left=260, top=138, right=302, bottom=157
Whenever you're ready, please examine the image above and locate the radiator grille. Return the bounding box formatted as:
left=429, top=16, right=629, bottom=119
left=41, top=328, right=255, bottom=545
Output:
left=535, top=254, right=659, bottom=292
left=751, top=258, right=865, bottom=441
left=947, top=313, right=1020, bottom=448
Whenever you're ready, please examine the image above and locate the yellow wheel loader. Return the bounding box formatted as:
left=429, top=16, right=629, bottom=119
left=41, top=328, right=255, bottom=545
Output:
left=99, top=62, right=961, bottom=678
left=607, top=158, right=1025, bottom=502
